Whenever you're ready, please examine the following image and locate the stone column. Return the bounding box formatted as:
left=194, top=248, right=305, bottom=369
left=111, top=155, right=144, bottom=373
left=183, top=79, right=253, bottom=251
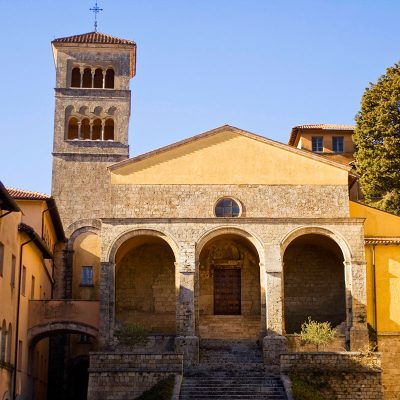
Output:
left=348, top=260, right=369, bottom=350
left=98, top=261, right=114, bottom=349
left=263, top=244, right=287, bottom=366
left=174, top=244, right=199, bottom=365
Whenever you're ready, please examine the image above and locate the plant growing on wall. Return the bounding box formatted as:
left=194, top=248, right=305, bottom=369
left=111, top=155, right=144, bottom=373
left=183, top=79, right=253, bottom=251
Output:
left=115, top=322, right=149, bottom=347
left=300, top=317, right=336, bottom=351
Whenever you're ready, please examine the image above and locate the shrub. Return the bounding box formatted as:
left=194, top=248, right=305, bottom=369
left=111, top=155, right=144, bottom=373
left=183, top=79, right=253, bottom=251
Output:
left=300, top=317, right=336, bottom=351
left=114, top=322, right=149, bottom=347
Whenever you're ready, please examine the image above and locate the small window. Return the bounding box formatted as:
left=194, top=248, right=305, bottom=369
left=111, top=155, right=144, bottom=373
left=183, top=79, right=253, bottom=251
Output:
left=312, top=136, right=323, bottom=152
left=92, top=119, right=102, bottom=140
left=93, top=68, right=103, bottom=88
left=21, top=266, right=26, bottom=296
left=10, top=255, right=16, bottom=288
left=332, top=136, right=344, bottom=153
left=0, top=242, right=4, bottom=277
left=81, top=118, right=91, bottom=140
left=104, top=119, right=114, bottom=141
left=7, top=324, right=12, bottom=362
left=31, top=276, right=35, bottom=299
left=105, top=69, right=115, bottom=89
left=215, top=198, right=241, bottom=218
left=81, top=266, right=93, bottom=286
left=82, top=68, right=92, bottom=88
left=68, top=117, right=79, bottom=140
left=71, top=67, right=81, bottom=87
left=0, top=320, right=6, bottom=362
left=17, top=340, right=22, bottom=371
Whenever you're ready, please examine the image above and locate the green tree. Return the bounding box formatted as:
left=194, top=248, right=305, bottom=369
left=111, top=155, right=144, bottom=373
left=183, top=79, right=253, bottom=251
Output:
left=354, top=61, right=400, bottom=215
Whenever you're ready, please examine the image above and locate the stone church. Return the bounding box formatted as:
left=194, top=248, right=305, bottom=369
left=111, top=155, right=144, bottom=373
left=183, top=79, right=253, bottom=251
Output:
left=47, top=31, right=383, bottom=399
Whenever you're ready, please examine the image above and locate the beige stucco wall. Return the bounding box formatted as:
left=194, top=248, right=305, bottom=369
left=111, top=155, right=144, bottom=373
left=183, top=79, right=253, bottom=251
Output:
left=111, top=130, right=349, bottom=185
left=72, top=232, right=101, bottom=300
left=0, top=206, right=54, bottom=400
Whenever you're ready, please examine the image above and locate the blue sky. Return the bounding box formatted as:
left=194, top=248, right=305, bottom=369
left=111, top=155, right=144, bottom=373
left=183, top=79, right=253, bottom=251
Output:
left=1, top=0, right=399, bottom=194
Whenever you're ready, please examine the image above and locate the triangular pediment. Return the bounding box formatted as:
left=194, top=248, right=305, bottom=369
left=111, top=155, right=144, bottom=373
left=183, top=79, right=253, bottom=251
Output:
left=109, top=125, right=350, bottom=185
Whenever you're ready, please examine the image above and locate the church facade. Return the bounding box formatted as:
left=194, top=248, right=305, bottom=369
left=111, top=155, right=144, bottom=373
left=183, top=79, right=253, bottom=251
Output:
left=45, top=31, right=395, bottom=399
left=51, top=31, right=369, bottom=357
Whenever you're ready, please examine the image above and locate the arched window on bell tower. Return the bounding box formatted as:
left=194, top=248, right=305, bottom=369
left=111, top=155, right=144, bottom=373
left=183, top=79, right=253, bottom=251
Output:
left=104, top=119, right=114, bottom=140
left=82, top=68, right=92, bottom=88
left=71, top=68, right=81, bottom=87
left=81, top=118, right=91, bottom=140
left=92, top=119, right=102, bottom=140
left=105, top=69, right=115, bottom=89
left=93, top=68, right=103, bottom=88
left=68, top=117, right=79, bottom=140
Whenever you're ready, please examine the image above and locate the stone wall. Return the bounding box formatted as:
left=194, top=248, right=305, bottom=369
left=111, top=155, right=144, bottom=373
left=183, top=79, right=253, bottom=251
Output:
left=55, top=182, right=350, bottom=232
left=378, top=334, right=400, bottom=400
left=115, top=242, right=176, bottom=333
left=283, top=240, right=346, bottom=333
left=281, top=352, right=383, bottom=400
left=87, top=352, right=182, bottom=400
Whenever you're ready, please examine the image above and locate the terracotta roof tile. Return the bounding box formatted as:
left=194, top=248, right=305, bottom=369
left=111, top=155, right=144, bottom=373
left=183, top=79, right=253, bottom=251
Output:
left=52, top=31, right=135, bottom=46
left=288, top=124, right=355, bottom=146
left=293, top=124, right=355, bottom=130
left=6, top=187, right=50, bottom=200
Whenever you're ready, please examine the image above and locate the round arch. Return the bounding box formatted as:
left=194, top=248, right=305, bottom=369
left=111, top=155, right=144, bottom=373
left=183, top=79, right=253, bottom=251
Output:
left=107, top=228, right=180, bottom=264
left=195, top=226, right=264, bottom=340
left=280, top=226, right=352, bottom=263
left=27, top=322, right=98, bottom=348
left=195, top=226, right=265, bottom=264
left=65, top=219, right=102, bottom=240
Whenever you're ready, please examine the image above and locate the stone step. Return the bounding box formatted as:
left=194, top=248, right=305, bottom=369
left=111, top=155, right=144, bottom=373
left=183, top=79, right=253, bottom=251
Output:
left=180, top=376, right=287, bottom=400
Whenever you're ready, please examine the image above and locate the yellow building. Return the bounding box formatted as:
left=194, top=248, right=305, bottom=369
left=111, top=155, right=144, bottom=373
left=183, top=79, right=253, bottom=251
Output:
left=0, top=182, right=64, bottom=400
left=350, top=201, right=400, bottom=399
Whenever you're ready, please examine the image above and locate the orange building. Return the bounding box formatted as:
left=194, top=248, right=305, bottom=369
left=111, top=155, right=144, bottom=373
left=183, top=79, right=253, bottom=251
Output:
left=0, top=183, right=64, bottom=400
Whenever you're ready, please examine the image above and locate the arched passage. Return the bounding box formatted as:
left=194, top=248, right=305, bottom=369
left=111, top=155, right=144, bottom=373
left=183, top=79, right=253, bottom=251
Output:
left=283, top=233, right=347, bottom=334
left=28, top=323, right=98, bottom=400
left=197, top=232, right=261, bottom=339
left=115, top=234, right=178, bottom=334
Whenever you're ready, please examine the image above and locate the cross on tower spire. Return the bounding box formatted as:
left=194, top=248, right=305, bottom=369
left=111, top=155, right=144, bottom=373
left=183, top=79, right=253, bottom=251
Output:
left=90, top=1, right=103, bottom=32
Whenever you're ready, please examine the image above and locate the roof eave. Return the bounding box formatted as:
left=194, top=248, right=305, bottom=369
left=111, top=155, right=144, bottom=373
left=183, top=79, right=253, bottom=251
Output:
left=18, top=223, right=53, bottom=259
left=0, top=181, right=21, bottom=212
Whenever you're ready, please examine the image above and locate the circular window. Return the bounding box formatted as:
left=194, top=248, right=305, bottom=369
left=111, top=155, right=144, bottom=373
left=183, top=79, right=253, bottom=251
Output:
left=215, top=198, right=241, bottom=217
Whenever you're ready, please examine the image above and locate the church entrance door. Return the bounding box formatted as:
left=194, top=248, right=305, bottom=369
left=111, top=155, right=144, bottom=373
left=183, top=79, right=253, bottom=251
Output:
left=214, top=268, right=241, bottom=315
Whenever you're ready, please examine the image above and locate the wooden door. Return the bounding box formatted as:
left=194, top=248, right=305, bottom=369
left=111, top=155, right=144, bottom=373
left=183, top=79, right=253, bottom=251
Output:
left=214, top=268, right=241, bottom=315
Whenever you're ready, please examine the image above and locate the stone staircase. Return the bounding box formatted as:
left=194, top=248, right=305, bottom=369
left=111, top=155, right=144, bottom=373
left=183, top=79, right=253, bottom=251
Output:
left=180, top=340, right=287, bottom=399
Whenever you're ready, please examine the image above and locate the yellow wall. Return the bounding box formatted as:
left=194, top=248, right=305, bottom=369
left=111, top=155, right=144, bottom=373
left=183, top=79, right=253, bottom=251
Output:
left=296, top=130, right=355, bottom=154
left=349, top=201, right=400, bottom=333
left=0, top=198, right=58, bottom=400
left=72, top=232, right=100, bottom=300
left=0, top=210, right=20, bottom=400
left=111, top=130, right=349, bottom=185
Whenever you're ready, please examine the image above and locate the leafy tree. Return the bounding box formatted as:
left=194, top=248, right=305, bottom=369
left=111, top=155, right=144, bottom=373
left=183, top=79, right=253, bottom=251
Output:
left=354, top=62, right=400, bottom=215
left=300, top=317, right=336, bottom=351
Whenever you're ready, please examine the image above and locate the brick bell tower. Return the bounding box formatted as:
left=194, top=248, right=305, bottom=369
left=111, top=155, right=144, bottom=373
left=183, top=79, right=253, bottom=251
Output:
left=51, top=31, right=136, bottom=230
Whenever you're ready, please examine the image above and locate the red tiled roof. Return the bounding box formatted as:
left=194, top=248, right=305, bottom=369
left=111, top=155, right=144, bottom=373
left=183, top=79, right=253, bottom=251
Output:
left=52, top=31, right=135, bottom=46
left=6, top=187, right=50, bottom=200
left=365, top=237, right=400, bottom=245
left=288, top=124, right=355, bottom=146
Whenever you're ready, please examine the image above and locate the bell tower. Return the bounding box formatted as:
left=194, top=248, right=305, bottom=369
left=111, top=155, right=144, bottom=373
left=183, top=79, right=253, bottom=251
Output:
left=51, top=32, right=136, bottom=228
